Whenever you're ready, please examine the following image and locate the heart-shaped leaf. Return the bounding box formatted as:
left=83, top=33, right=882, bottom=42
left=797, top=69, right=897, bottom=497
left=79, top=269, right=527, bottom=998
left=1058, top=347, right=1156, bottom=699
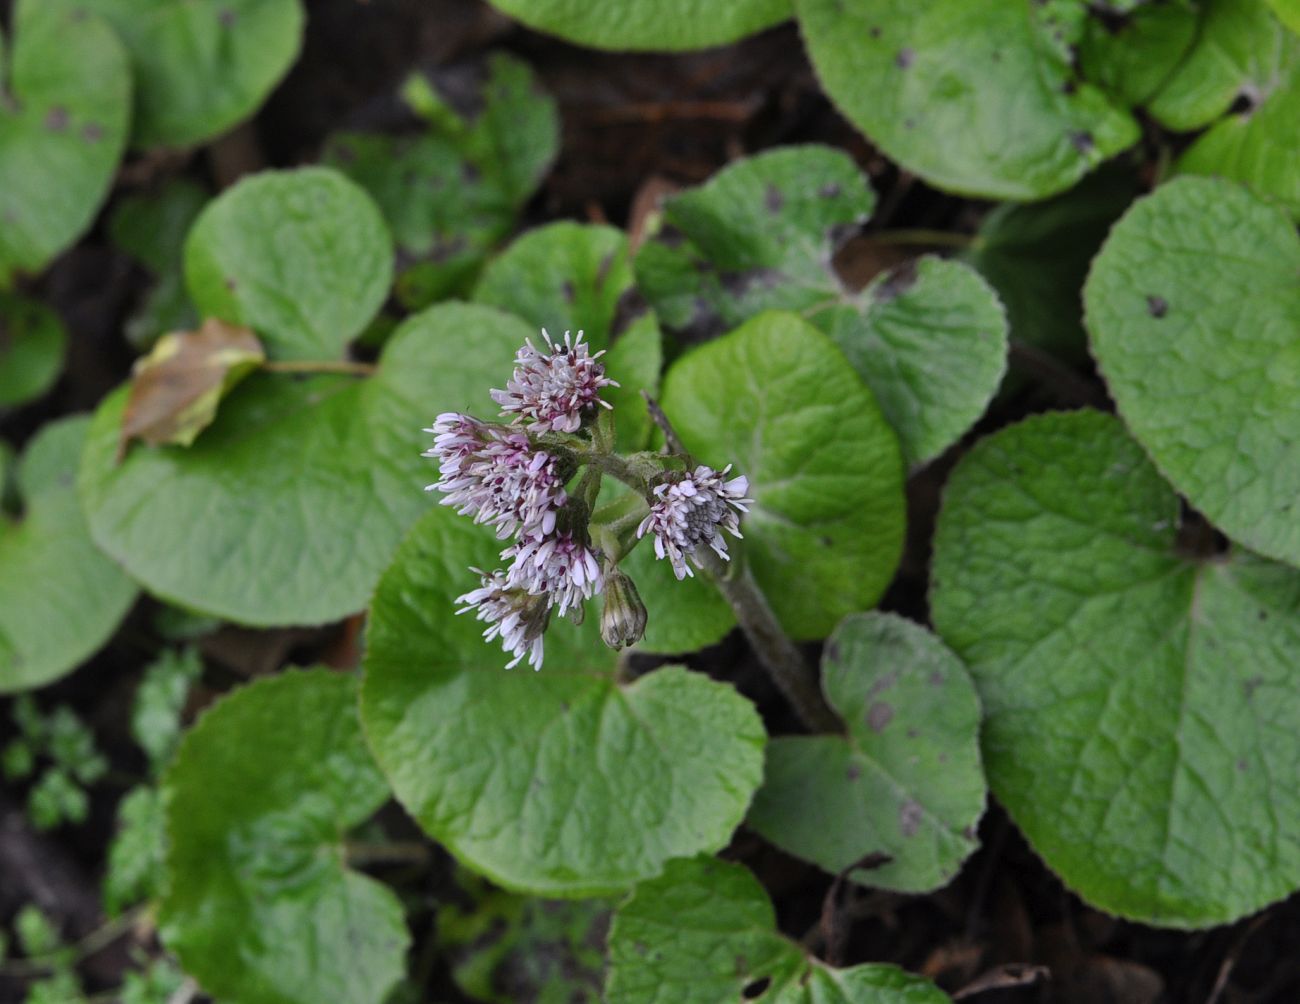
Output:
left=80, top=303, right=534, bottom=626
left=1, top=417, right=136, bottom=693
left=47, top=0, right=303, bottom=149
left=183, top=167, right=393, bottom=361
left=658, top=311, right=906, bottom=639
left=0, top=0, right=131, bottom=283
left=160, top=669, right=408, bottom=1004
left=931, top=409, right=1300, bottom=927
left=481, top=0, right=792, bottom=51
left=796, top=0, right=1139, bottom=199
left=748, top=612, right=985, bottom=893
left=1085, top=176, right=1300, bottom=566
left=638, top=147, right=1007, bottom=465
left=605, top=855, right=952, bottom=1003
left=0, top=294, right=66, bottom=408
left=361, top=505, right=766, bottom=896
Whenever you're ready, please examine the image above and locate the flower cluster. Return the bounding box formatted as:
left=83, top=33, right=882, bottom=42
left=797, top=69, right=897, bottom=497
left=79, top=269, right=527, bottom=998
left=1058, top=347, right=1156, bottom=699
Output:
left=424, top=328, right=750, bottom=670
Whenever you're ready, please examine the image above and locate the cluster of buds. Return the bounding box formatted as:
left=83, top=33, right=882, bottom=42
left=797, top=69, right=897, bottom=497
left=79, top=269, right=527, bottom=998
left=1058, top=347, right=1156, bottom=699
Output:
left=424, top=329, right=751, bottom=670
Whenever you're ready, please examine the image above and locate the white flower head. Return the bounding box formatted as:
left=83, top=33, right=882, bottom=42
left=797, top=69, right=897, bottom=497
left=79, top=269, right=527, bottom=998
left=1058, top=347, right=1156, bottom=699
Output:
left=424, top=414, right=567, bottom=538
left=490, top=329, right=618, bottom=433
left=637, top=464, right=752, bottom=580
left=456, top=568, right=550, bottom=670
left=504, top=530, right=604, bottom=616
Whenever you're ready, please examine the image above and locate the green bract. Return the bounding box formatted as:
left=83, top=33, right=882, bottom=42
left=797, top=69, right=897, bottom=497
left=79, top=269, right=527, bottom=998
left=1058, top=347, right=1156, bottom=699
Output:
left=605, top=856, right=952, bottom=1003
left=0, top=294, right=66, bottom=407
left=160, top=669, right=408, bottom=1004
left=0, top=0, right=130, bottom=284
left=1085, top=177, right=1300, bottom=567
left=931, top=410, right=1300, bottom=927
left=796, top=0, right=1139, bottom=199
left=637, top=146, right=1007, bottom=466
left=48, top=0, right=304, bottom=149
left=325, top=53, right=559, bottom=309
left=361, top=505, right=767, bottom=896
left=748, top=612, right=985, bottom=893
left=80, top=303, right=533, bottom=626
left=481, top=0, right=791, bottom=51
left=0, top=417, right=136, bottom=693
left=184, top=167, right=393, bottom=361
left=659, top=311, right=905, bottom=639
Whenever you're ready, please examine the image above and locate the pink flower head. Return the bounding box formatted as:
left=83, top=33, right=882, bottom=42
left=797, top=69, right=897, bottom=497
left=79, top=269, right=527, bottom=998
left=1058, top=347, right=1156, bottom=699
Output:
left=637, top=464, right=752, bottom=580
left=504, top=530, right=604, bottom=616
left=456, top=568, right=549, bottom=670
left=491, top=329, right=618, bottom=433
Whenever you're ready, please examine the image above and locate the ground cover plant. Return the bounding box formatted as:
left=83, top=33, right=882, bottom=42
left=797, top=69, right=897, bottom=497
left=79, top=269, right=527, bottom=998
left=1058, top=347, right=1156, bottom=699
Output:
left=1, top=0, right=1298, bottom=1001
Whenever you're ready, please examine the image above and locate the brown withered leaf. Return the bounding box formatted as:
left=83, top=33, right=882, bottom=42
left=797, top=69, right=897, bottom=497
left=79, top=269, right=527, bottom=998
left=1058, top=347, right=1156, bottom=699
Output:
left=118, top=319, right=265, bottom=460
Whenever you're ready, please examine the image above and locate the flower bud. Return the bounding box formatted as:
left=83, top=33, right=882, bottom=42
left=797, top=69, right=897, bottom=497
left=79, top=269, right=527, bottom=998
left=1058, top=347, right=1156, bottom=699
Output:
left=599, top=569, right=648, bottom=650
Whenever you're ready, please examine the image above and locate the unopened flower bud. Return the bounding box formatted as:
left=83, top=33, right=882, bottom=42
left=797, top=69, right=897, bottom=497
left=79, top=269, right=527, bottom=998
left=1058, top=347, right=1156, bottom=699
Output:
left=600, top=569, right=648, bottom=650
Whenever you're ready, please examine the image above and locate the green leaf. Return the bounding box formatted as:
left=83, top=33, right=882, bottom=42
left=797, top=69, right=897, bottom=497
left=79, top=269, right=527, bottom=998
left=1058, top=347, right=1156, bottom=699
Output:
left=103, top=785, right=166, bottom=915
left=637, top=147, right=1007, bottom=465
left=1268, top=0, right=1300, bottom=34
left=80, top=303, right=532, bottom=626
left=361, top=504, right=766, bottom=896
left=25, top=972, right=85, bottom=1004
left=0, top=418, right=136, bottom=693
left=748, top=612, right=985, bottom=893
left=968, top=164, right=1139, bottom=364
left=131, top=647, right=203, bottom=773
left=160, top=669, right=408, bottom=1004
left=931, top=410, right=1300, bottom=927
left=437, top=871, right=609, bottom=1004
left=118, top=958, right=186, bottom=1004
left=324, top=53, right=558, bottom=309
left=45, top=705, right=106, bottom=783
left=15, top=904, right=61, bottom=956
left=0, top=0, right=131, bottom=283
left=605, top=856, right=951, bottom=1003
left=28, top=767, right=88, bottom=830
left=473, top=221, right=662, bottom=450
left=481, top=0, right=791, bottom=51
left=1085, top=176, right=1300, bottom=566
left=658, top=311, right=905, bottom=639
left=0, top=293, right=66, bottom=407
left=796, top=0, right=1140, bottom=199
left=110, top=179, right=208, bottom=349
left=51, top=0, right=304, bottom=149
left=1078, top=0, right=1200, bottom=107
left=183, top=167, right=393, bottom=361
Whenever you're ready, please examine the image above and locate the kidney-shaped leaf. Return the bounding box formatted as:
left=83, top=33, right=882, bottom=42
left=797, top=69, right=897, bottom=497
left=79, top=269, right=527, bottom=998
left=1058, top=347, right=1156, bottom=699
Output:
left=184, top=167, right=393, bottom=361
left=1, top=417, right=136, bottom=693
left=80, top=303, right=533, bottom=626
left=748, top=612, right=985, bottom=893
left=796, top=0, right=1139, bottom=199
left=931, top=410, right=1300, bottom=927
left=659, top=311, right=906, bottom=639
left=0, top=294, right=66, bottom=408
left=0, top=0, right=130, bottom=283
left=361, top=505, right=766, bottom=897
left=1086, top=177, right=1300, bottom=567
left=605, top=856, right=951, bottom=1003
left=160, top=669, right=408, bottom=1004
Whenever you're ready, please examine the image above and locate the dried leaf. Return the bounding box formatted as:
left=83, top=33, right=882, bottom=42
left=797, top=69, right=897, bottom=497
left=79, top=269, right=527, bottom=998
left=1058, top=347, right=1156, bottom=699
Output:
left=118, top=319, right=264, bottom=459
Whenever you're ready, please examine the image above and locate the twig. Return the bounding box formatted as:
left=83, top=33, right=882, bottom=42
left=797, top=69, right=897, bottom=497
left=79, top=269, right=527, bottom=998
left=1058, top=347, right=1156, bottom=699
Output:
left=953, top=964, right=1051, bottom=999
left=1008, top=340, right=1109, bottom=409
left=0, top=904, right=149, bottom=979
left=1205, top=912, right=1272, bottom=1004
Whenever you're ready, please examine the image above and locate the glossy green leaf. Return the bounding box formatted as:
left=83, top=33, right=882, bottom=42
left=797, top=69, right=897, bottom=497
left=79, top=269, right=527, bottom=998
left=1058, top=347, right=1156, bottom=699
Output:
left=0, top=0, right=130, bottom=283
left=474, top=221, right=661, bottom=450
left=658, top=311, right=906, bottom=639
left=1079, top=0, right=1199, bottom=107
left=80, top=303, right=533, bottom=626
left=481, top=0, right=791, bottom=51
left=638, top=147, right=1006, bottom=465
left=104, top=785, right=166, bottom=915
left=748, top=612, right=985, bottom=893
left=361, top=505, right=766, bottom=896
left=796, top=0, right=1139, bottom=199
left=606, top=856, right=952, bottom=1003
left=931, top=410, right=1300, bottom=927
left=0, top=418, right=136, bottom=693
left=160, top=669, right=407, bottom=1004
left=0, top=293, right=66, bottom=407
left=324, top=53, right=558, bottom=309
left=110, top=179, right=209, bottom=348
left=1085, top=176, right=1300, bottom=566
left=48, top=0, right=302, bottom=149
left=184, top=167, right=393, bottom=361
